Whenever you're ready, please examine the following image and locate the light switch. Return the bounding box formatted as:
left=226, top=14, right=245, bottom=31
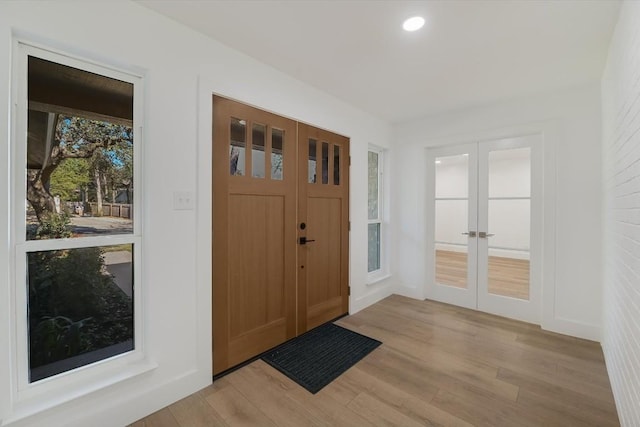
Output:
left=173, top=191, right=195, bottom=210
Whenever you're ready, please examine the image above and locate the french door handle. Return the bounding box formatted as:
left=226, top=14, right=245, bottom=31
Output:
left=478, top=232, right=495, bottom=238
left=299, top=236, right=316, bottom=245
left=462, top=231, right=477, bottom=237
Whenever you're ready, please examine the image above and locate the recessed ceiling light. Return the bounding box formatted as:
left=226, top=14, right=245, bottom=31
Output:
left=435, top=160, right=441, bottom=164
left=403, top=16, right=425, bottom=32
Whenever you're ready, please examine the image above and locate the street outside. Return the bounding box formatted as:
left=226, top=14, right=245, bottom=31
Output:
left=66, top=216, right=134, bottom=298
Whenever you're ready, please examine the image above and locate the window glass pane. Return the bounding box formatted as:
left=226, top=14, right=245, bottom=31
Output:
left=27, top=244, right=134, bottom=382
left=368, top=151, right=379, bottom=220
left=271, top=128, right=284, bottom=180
left=321, top=142, right=329, bottom=184
left=333, top=145, right=340, bottom=185
left=368, top=223, right=381, bottom=272
left=308, top=139, right=317, bottom=183
left=252, top=123, right=266, bottom=178
left=230, top=117, right=246, bottom=176
left=26, top=57, right=134, bottom=240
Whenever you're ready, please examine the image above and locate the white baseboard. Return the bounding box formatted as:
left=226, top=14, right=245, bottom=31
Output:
left=393, top=285, right=425, bottom=300
left=351, top=282, right=394, bottom=314
left=541, top=317, right=601, bottom=342
left=8, top=370, right=212, bottom=427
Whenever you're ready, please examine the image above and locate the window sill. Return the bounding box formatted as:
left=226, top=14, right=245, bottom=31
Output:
left=7, top=358, right=158, bottom=425
left=367, top=273, right=391, bottom=286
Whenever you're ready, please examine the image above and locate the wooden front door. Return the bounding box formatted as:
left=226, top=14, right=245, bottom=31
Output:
left=297, top=124, right=350, bottom=331
left=212, top=97, right=350, bottom=375
left=213, top=96, right=297, bottom=374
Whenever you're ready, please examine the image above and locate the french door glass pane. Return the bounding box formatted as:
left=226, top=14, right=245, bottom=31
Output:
left=435, top=200, right=468, bottom=288
left=487, top=199, right=531, bottom=300
left=488, top=147, right=530, bottom=198
left=368, top=223, right=381, bottom=272
left=487, top=147, right=531, bottom=300
left=435, top=154, right=468, bottom=198
left=435, top=154, right=469, bottom=289
left=487, top=200, right=530, bottom=250
left=27, top=244, right=134, bottom=382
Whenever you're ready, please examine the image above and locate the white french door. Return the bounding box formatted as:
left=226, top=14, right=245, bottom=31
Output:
left=426, top=135, right=542, bottom=323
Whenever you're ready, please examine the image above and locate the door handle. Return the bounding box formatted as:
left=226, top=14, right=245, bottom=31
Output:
left=478, top=232, right=495, bottom=238
left=299, top=236, right=316, bottom=245
left=462, top=231, right=477, bottom=238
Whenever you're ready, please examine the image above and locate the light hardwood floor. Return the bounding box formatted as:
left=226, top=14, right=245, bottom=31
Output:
left=436, top=250, right=530, bottom=300
left=131, top=295, right=619, bottom=427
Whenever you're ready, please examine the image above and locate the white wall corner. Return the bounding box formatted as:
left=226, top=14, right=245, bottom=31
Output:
left=350, top=280, right=395, bottom=314
left=541, top=317, right=602, bottom=342
left=393, top=284, right=426, bottom=301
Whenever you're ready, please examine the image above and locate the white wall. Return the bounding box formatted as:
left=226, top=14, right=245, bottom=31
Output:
left=393, top=83, right=603, bottom=340
left=601, top=2, right=640, bottom=425
left=0, top=2, right=392, bottom=426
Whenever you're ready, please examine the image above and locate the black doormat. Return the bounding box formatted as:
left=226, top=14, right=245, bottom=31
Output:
left=262, top=323, right=381, bottom=394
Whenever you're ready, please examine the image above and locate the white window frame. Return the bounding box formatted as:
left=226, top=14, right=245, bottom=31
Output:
left=367, top=145, right=389, bottom=283
left=6, top=41, right=154, bottom=421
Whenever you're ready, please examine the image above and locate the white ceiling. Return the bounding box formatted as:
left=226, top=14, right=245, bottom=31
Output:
left=137, top=0, right=621, bottom=124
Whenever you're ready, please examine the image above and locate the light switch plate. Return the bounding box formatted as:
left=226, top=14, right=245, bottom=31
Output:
left=173, top=191, right=195, bottom=210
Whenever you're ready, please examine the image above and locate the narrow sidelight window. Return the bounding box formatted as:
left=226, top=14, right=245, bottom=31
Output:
left=368, top=148, right=384, bottom=275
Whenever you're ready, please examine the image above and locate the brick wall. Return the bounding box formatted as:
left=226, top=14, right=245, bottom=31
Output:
left=601, top=2, right=640, bottom=425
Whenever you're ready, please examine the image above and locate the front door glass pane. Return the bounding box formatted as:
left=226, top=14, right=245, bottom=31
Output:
left=487, top=148, right=531, bottom=300
left=308, top=139, right=317, bottom=183
left=435, top=154, right=469, bottom=288
left=252, top=123, right=266, bottom=178
left=230, top=117, right=246, bottom=176
left=333, top=145, right=340, bottom=185
left=271, top=128, right=284, bottom=180
left=321, top=142, right=329, bottom=184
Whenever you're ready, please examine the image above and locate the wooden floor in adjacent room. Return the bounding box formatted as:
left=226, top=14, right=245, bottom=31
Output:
left=436, top=250, right=530, bottom=300
left=131, top=295, right=619, bottom=427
